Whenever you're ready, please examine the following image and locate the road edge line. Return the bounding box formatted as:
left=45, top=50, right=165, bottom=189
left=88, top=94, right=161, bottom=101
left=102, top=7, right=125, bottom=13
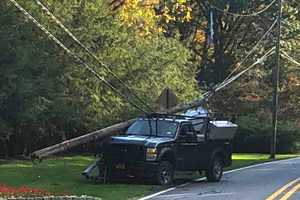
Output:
left=138, top=156, right=300, bottom=200
left=138, top=187, right=176, bottom=200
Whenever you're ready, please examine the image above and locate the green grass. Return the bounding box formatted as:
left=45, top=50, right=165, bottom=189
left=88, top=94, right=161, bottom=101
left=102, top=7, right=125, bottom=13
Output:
left=0, top=156, right=156, bottom=200
left=229, top=153, right=298, bottom=170
left=0, top=154, right=298, bottom=200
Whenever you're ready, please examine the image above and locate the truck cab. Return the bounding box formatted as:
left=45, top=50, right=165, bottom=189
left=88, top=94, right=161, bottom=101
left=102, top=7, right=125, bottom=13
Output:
left=93, top=114, right=237, bottom=185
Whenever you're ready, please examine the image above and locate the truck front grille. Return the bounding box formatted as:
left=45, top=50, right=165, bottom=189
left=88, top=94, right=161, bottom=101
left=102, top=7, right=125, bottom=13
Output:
left=107, top=144, right=144, bottom=163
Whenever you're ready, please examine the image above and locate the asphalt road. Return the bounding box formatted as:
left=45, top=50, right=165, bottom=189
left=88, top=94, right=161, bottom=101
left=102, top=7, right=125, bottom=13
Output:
left=145, top=157, right=300, bottom=200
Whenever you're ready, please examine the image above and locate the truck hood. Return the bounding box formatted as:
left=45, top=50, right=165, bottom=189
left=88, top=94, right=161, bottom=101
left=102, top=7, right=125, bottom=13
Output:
left=110, top=135, right=175, bottom=148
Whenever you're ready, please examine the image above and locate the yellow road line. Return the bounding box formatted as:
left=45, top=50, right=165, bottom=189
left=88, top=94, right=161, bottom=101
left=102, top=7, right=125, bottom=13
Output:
left=266, top=177, right=300, bottom=200
left=279, top=183, right=300, bottom=200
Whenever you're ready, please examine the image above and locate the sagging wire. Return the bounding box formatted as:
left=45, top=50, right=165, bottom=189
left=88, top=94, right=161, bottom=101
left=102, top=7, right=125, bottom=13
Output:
left=8, top=0, right=150, bottom=114
left=210, top=0, right=276, bottom=17
left=216, top=48, right=275, bottom=92
left=187, top=48, right=276, bottom=112
left=163, top=48, right=274, bottom=115
left=222, top=18, right=278, bottom=83
left=34, top=0, right=154, bottom=113
left=280, top=50, right=300, bottom=67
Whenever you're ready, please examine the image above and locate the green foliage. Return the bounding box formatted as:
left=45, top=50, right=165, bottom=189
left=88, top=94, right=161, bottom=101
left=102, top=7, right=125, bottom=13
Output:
left=156, top=0, right=300, bottom=151
left=233, top=114, right=300, bottom=153
left=1, top=0, right=299, bottom=157
left=0, top=0, right=199, bottom=156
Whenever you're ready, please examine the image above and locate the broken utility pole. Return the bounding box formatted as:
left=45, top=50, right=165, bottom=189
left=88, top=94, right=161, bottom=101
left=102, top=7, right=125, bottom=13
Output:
left=31, top=93, right=211, bottom=160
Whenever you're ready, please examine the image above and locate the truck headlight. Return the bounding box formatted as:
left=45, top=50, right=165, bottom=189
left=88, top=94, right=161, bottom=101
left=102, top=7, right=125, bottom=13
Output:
left=146, top=148, right=157, bottom=161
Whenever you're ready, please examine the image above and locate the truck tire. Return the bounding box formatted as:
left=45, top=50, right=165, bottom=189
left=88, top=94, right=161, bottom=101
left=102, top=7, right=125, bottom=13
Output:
left=156, top=161, right=174, bottom=185
left=205, top=156, right=223, bottom=182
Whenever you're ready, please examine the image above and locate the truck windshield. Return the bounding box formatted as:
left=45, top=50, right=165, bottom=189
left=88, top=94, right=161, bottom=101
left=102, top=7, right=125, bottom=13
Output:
left=126, top=120, right=178, bottom=138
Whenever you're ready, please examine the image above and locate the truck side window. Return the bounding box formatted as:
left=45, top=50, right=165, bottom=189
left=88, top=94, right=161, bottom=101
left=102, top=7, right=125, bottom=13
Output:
left=180, top=124, right=193, bottom=136
left=179, top=124, right=197, bottom=143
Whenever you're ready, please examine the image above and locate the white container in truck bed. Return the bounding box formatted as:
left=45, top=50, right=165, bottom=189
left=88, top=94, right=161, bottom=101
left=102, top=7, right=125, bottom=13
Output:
left=207, top=121, right=238, bottom=140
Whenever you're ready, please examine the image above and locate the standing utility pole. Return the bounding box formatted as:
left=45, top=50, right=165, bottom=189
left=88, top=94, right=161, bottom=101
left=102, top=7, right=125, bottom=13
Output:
left=270, top=0, right=282, bottom=159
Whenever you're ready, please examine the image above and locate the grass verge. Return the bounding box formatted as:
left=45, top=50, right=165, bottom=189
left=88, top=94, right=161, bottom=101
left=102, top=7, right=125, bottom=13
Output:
left=0, top=154, right=298, bottom=200
left=229, top=153, right=297, bottom=170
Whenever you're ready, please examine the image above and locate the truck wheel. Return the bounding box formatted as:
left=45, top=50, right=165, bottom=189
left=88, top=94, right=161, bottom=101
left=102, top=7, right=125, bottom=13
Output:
left=205, top=156, right=223, bottom=182
left=156, top=161, right=174, bottom=185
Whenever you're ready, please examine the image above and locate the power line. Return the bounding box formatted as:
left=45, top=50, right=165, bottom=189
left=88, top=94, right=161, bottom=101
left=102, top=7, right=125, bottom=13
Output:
left=182, top=26, right=276, bottom=112
left=281, top=50, right=300, bottom=67
left=211, top=0, right=276, bottom=17
left=166, top=49, right=275, bottom=114
left=8, top=0, right=149, bottom=114
left=216, top=48, right=275, bottom=92
left=8, top=0, right=281, bottom=115
left=223, top=18, right=277, bottom=83
left=34, top=0, right=154, bottom=113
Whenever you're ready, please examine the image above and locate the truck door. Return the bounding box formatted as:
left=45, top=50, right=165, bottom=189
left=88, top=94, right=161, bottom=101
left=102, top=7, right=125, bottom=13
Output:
left=194, top=120, right=210, bottom=169
left=175, top=123, right=199, bottom=170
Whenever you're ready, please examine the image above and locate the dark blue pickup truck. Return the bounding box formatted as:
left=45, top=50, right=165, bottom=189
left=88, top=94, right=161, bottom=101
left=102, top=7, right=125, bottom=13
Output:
left=83, top=114, right=237, bottom=185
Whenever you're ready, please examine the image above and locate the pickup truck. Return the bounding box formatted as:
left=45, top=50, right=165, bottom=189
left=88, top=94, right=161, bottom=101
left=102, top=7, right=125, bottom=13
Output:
left=83, top=114, right=238, bottom=185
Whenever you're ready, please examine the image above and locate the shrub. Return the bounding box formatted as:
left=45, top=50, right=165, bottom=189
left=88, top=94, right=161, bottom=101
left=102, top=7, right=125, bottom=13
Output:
left=233, top=114, right=300, bottom=154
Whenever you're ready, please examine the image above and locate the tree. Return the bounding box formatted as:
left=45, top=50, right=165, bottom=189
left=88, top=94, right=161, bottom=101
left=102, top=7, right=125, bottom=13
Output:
left=153, top=1, right=300, bottom=154
left=0, top=0, right=200, bottom=157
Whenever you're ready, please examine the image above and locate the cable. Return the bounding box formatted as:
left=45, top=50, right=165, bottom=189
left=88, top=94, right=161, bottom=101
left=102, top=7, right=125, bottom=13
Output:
left=281, top=50, right=300, bottom=67
left=169, top=36, right=276, bottom=114
left=217, top=48, right=275, bottom=91
left=211, top=0, right=276, bottom=17
left=223, top=18, right=277, bottom=83
left=168, top=49, right=276, bottom=114
left=8, top=0, right=149, bottom=114
left=8, top=0, right=278, bottom=116
left=195, top=18, right=277, bottom=107
left=216, top=48, right=275, bottom=91
left=34, top=0, right=154, bottom=113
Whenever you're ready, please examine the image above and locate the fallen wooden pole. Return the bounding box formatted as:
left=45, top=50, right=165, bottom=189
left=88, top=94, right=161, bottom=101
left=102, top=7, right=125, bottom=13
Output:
left=31, top=119, right=135, bottom=160
left=31, top=94, right=210, bottom=160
